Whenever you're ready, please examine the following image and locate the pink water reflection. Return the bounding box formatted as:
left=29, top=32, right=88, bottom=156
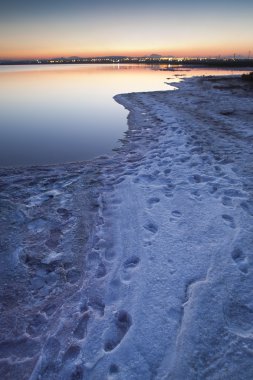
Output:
left=0, top=64, right=250, bottom=167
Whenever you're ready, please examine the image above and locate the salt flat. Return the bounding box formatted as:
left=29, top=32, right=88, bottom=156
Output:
left=0, top=76, right=253, bottom=379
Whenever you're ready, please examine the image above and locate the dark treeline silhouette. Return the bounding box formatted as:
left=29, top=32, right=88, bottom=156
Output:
left=1, top=57, right=253, bottom=68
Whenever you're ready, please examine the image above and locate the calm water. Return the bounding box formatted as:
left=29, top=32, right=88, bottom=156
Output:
left=0, top=64, right=250, bottom=167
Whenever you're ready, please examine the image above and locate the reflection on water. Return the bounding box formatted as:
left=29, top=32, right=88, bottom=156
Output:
left=0, top=64, right=250, bottom=167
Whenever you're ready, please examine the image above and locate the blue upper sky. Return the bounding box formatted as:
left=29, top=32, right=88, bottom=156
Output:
left=1, top=0, right=251, bottom=17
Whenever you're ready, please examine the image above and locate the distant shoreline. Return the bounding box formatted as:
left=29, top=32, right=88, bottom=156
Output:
left=1, top=58, right=253, bottom=69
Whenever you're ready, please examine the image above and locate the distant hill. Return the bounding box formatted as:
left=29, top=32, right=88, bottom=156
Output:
left=97, top=56, right=128, bottom=59
left=144, top=54, right=175, bottom=58
left=148, top=54, right=162, bottom=58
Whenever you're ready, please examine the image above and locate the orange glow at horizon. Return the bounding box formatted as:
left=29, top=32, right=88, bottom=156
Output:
left=1, top=1, right=252, bottom=61
left=1, top=43, right=253, bottom=60
left=1, top=47, right=252, bottom=61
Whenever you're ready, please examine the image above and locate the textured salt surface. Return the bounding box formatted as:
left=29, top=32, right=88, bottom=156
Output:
left=0, top=76, right=253, bottom=379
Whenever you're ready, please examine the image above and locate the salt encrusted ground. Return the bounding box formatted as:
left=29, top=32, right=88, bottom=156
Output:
left=0, top=76, right=253, bottom=379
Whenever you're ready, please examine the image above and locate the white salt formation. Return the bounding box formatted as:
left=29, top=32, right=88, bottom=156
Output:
left=0, top=76, right=253, bottom=379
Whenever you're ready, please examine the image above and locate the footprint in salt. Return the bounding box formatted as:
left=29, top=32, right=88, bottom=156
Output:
left=62, top=345, right=81, bottom=363
left=103, top=310, right=132, bottom=352
left=240, top=200, right=253, bottom=216
left=222, top=214, right=236, bottom=229
left=164, top=168, right=171, bottom=176
left=88, top=296, right=105, bottom=317
left=73, top=312, right=90, bottom=340
left=147, top=197, right=160, bottom=209
left=221, top=196, right=233, bottom=207
left=95, top=261, right=107, bottom=279
left=170, top=210, right=182, bottom=223
left=223, top=301, right=253, bottom=338
left=171, top=210, right=182, bottom=218
left=70, top=365, right=84, bottom=380
left=108, top=363, right=120, bottom=378
left=120, top=256, right=140, bottom=282
left=143, top=221, right=158, bottom=234
left=231, top=248, right=249, bottom=274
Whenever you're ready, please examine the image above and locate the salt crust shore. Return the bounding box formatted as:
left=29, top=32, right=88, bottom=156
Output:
left=0, top=76, right=253, bottom=379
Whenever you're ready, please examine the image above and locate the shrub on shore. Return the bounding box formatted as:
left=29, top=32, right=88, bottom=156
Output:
left=241, top=72, right=253, bottom=81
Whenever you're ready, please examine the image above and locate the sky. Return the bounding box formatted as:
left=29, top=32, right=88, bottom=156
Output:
left=0, top=0, right=253, bottom=59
